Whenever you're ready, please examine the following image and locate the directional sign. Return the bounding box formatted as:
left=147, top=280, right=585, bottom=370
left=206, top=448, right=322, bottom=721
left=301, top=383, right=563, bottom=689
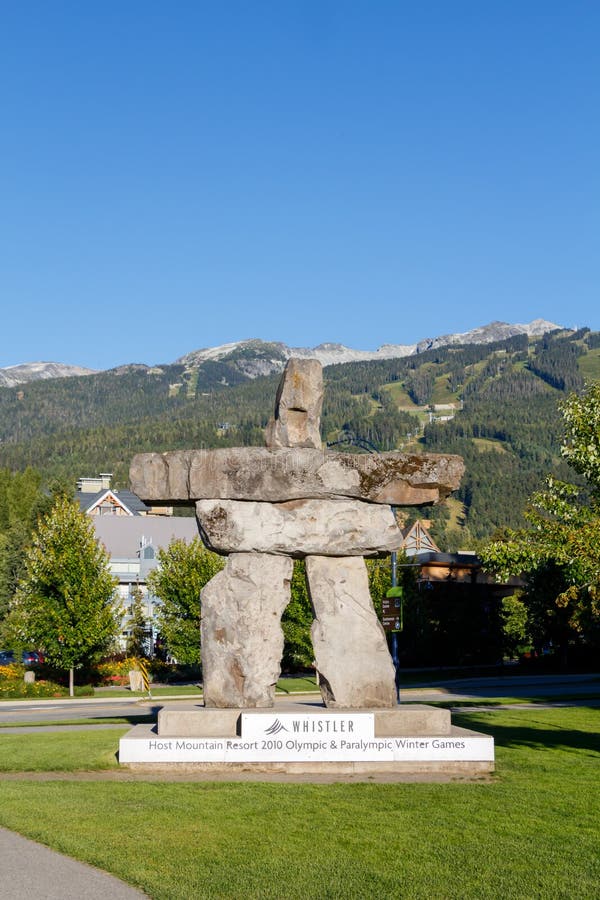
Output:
left=382, top=596, right=403, bottom=632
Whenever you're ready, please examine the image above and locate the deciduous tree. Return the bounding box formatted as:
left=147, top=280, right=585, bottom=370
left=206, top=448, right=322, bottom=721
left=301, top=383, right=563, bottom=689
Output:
left=7, top=495, right=119, bottom=695
left=281, top=561, right=314, bottom=671
left=147, top=538, right=224, bottom=665
left=125, top=584, right=150, bottom=659
left=559, top=381, right=600, bottom=493
left=481, top=382, right=600, bottom=662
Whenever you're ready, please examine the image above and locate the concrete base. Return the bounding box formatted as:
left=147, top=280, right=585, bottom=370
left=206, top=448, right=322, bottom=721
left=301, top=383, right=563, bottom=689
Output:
left=157, top=701, right=452, bottom=738
left=119, top=700, right=494, bottom=781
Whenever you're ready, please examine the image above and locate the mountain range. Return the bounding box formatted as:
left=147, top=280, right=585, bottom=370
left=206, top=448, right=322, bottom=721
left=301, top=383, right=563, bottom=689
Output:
left=0, top=319, right=597, bottom=546
left=0, top=319, right=561, bottom=387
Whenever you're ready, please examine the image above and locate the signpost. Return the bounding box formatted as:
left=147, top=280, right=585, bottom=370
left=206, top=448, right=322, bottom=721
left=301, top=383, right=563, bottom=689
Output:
left=384, top=584, right=403, bottom=702
left=382, top=594, right=403, bottom=632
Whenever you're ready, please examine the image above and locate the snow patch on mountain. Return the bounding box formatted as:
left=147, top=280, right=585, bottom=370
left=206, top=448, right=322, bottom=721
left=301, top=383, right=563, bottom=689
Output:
left=414, top=319, right=561, bottom=353
left=0, top=320, right=563, bottom=387
left=176, top=320, right=562, bottom=377
left=0, top=362, right=97, bottom=388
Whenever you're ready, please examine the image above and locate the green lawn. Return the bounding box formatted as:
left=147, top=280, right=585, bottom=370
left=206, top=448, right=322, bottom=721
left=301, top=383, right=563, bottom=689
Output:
left=96, top=684, right=204, bottom=698
left=91, top=675, right=319, bottom=699
left=105, top=674, right=319, bottom=698
left=0, top=707, right=598, bottom=898
left=424, top=693, right=600, bottom=707
left=0, top=727, right=124, bottom=771
left=0, top=715, right=155, bottom=729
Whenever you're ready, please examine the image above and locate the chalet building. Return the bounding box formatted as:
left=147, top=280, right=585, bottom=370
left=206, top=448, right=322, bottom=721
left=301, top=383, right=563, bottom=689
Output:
left=76, top=473, right=172, bottom=517
left=397, top=520, right=521, bottom=666
left=413, top=551, right=521, bottom=595
left=400, top=519, right=520, bottom=595
left=76, top=473, right=149, bottom=517
left=93, top=515, right=198, bottom=652
left=77, top=474, right=196, bottom=653
left=400, top=519, right=441, bottom=556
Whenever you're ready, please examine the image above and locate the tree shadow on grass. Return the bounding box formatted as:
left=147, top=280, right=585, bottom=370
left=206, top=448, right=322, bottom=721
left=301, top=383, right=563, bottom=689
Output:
left=454, top=709, right=600, bottom=756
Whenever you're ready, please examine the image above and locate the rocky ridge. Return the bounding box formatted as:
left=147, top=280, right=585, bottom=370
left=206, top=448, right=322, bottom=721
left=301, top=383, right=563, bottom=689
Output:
left=0, top=361, right=97, bottom=389
left=0, top=319, right=561, bottom=387
left=176, top=319, right=561, bottom=377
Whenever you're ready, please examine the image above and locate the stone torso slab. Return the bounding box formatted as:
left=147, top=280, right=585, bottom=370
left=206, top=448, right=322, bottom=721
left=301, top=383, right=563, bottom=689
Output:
left=195, top=497, right=402, bottom=556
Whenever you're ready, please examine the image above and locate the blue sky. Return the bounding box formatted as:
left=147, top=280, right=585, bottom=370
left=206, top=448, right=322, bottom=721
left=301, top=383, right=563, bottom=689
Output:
left=1, top=1, right=598, bottom=370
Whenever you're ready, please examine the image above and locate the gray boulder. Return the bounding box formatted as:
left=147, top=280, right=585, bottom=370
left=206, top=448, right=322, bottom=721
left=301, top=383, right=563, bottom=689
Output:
left=265, top=358, right=323, bottom=449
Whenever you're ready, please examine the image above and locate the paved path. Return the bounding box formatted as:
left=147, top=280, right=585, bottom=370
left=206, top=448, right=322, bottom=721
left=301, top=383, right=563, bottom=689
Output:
left=0, top=826, right=147, bottom=899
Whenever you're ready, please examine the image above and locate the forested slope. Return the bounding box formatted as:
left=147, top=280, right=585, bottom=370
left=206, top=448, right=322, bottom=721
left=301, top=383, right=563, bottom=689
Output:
left=1, top=327, right=599, bottom=546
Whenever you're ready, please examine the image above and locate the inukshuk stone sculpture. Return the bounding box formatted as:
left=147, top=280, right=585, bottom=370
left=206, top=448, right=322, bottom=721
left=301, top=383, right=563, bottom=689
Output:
left=130, top=358, right=464, bottom=709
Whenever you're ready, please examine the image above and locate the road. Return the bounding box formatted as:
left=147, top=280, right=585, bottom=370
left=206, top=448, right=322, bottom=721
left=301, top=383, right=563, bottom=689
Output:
left=1, top=674, right=598, bottom=727
left=0, top=696, right=161, bottom=725
left=400, top=672, right=600, bottom=703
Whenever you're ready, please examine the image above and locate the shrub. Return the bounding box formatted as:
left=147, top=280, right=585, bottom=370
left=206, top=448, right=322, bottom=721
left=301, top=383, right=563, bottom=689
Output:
left=0, top=676, right=91, bottom=699
left=0, top=663, right=22, bottom=681
left=148, top=659, right=178, bottom=682
left=90, top=655, right=202, bottom=686
left=94, top=656, right=143, bottom=684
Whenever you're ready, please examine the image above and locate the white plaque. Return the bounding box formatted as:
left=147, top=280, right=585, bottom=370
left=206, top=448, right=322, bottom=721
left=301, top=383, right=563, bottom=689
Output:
left=241, top=712, right=374, bottom=741
left=119, top=734, right=494, bottom=764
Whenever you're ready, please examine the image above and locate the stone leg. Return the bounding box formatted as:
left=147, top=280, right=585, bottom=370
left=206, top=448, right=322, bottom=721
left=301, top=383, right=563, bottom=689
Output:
left=201, top=552, right=293, bottom=708
left=306, top=555, right=397, bottom=709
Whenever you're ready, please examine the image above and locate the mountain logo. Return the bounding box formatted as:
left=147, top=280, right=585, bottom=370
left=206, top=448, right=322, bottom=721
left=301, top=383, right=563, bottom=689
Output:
left=264, top=719, right=289, bottom=736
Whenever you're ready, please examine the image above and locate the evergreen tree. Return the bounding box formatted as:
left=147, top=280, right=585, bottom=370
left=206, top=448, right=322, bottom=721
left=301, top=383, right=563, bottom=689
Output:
left=0, top=467, right=51, bottom=621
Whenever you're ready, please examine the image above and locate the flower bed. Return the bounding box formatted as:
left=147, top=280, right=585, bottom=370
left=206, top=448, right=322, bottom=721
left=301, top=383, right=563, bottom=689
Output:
left=95, top=656, right=143, bottom=685
left=0, top=663, right=93, bottom=698
left=93, top=656, right=188, bottom=685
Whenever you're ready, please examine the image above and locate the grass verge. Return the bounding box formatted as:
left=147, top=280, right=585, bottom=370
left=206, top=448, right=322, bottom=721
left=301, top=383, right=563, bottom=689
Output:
left=0, top=727, right=124, bottom=771
left=114, top=675, right=319, bottom=698
left=420, top=692, right=600, bottom=707
left=0, top=676, right=319, bottom=702
left=0, top=715, right=155, bottom=729
left=0, top=708, right=598, bottom=898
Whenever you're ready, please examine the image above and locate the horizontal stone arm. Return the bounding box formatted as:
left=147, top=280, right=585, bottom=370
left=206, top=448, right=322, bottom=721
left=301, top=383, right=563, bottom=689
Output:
left=130, top=447, right=464, bottom=507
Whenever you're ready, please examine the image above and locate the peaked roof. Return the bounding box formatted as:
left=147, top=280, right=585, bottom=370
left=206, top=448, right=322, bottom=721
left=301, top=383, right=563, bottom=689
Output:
left=76, top=488, right=149, bottom=516
left=400, top=519, right=441, bottom=555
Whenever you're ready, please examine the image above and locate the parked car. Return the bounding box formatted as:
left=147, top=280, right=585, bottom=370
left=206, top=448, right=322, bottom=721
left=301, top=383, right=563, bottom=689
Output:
left=0, top=650, right=44, bottom=665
